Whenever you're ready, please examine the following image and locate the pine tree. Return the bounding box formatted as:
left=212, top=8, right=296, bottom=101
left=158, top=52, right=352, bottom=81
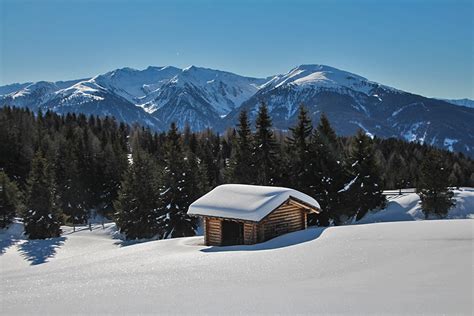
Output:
left=345, top=130, right=386, bottom=221
left=227, top=110, right=254, bottom=184
left=114, top=148, right=162, bottom=239
left=286, top=105, right=313, bottom=193
left=0, top=171, right=22, bottom=228
left=55, top=136, right=87, bottom=231
left=417, top=151, right=455, bottom=218
left=159, top=123, right=200, bottom=238
left=389, top=152, right=408, bottom=194
left=200, top=131, right=222, bottom=187
left=24, top=152, right=62, bottom=239
left=308, top=114, right=348, bottom=225
left=178, top=151, right=208, bottom=236
left=253, top=102, right=279, bottom=185
left=317, top=113, right=338, bottom=146
left=100, top=140, right=128, bottom=217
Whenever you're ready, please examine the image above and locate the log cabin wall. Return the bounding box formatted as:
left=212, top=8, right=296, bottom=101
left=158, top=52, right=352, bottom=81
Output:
left=203, top=217, right=207, bottom=245
left=259, top=202, right=306, bottom=242
left=243, top=223, right=257, bottom=245
left=202, top=199, right=314, bottom=246
left=205, top=217, right=223, bottom=246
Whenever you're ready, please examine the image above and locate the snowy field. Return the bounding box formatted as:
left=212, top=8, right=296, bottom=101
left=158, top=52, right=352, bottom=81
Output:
left=363, top=187, right=474, bottom=223
left=1, top=188, right=473, bottom=315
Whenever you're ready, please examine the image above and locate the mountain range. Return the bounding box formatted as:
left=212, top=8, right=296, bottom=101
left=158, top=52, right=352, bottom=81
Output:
left=1, top=64, right=473, bottom=156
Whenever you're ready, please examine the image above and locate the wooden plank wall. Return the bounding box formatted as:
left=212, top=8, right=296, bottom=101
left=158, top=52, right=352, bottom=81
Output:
left=206, top=218, right=222, bottom=246
left=260, top=203, right=305, bottom=242
left=203, top=200, right=310, bottom=245
left=243, top=223, right=257, bottom=245
left=203, top=217, right=207, bottom=245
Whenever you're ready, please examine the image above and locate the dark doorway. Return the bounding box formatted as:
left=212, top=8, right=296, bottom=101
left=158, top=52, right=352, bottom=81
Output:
left=221, top=220, right=244, bottom=245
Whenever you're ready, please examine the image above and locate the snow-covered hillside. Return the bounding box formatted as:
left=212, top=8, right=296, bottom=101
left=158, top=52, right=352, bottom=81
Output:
left=1, top=189, right=473, bottom=314
left=261, top=64, right=397, bottom=96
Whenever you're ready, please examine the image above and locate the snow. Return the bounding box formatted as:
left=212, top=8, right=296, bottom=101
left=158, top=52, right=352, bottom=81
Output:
left=401, top=121, right=430, bottom=144
left=391, top=102, right=426, bottom=117
left=167, top=66, right=265, bottom=115
left=94, top=66, right=181, bottom=106
left=188, top=184, right=320, bottom=221
left=358, top=187, right=474, bottom=223
left=0, top=82, right=32, bottom=96
left=443, top=138, right=459, bottom=152
left=350, top=121, right=374, bottom=138
left=107, top=65, right=266, bottom=117
left=267, top=64, right=399, bottom=96
left=1, top=214, right=473, bottom=314
left=55, top=81, right=106, bottom=104
left=373, top=94, right=382, bottom=101
left=0, top=65, right=265, bottom=120
left=338, top=175, right=358, bottom=192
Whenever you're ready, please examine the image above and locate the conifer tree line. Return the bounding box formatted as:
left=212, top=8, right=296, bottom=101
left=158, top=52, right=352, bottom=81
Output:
left=1, top=105, right=472, bottom=238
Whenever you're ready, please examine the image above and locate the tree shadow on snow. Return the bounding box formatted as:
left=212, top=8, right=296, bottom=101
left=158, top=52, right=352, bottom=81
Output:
left=0, top=237, right=19, bottom=255
left=0, top=222, right=25, bottom=255
left=18, top=237, right=67, bottom=265
left=201, top=226, right=327, bottom=253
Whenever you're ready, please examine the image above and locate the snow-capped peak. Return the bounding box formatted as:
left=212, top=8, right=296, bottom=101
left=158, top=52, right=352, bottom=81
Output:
left=91, top=66, right=181, bottom=103
left=182, top=65, right=198, bottom=72
left=262, top=64, right=396, bottom=96
left=1, top=64, right=472, bottom=157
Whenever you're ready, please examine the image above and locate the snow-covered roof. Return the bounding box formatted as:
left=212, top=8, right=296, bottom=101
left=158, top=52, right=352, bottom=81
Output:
left=188, top=184, right=321, bottom=222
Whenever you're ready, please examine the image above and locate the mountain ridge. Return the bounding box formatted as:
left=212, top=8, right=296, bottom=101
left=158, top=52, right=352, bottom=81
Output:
left=437, top=98, right=474, bottom=108
left=1, top=64, right=473, bottom=156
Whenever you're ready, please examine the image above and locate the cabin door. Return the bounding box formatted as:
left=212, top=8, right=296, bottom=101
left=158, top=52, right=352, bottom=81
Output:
left=221, top=220, right=244, bottom=245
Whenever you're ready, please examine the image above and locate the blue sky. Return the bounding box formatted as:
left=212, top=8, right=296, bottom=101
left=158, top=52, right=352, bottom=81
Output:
left=1, top=0, right=472, bottom=98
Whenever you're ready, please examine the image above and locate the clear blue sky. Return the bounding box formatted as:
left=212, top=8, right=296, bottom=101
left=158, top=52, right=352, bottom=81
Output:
left=1, top=0, right=473, bottom=98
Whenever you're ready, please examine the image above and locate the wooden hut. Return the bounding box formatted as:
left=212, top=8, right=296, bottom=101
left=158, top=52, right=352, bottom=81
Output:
left=187, top=184, right=321, bottom=246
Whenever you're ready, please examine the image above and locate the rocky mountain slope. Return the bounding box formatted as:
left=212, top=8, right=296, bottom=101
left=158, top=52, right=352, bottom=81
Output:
left=1, top=64, right=473, bottom=156
left=438, top=98, right=474, bottom=108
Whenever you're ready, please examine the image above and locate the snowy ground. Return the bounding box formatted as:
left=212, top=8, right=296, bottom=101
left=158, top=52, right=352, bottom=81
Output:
left=1, top=189, right=473, bottom=315
left=362, top=187, right=474, bottom=223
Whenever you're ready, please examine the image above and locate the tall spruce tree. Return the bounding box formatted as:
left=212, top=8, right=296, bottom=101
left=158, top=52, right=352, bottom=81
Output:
left=345, top=130, right=386, bottom=221
left=227, top=110, right=254, bottom=184
left=389, top=152, right=408, bottom=194
left=178, top=151, right=208, bottom=236
left=0, top=171, right=22, bottom=228
left=200, top=131, right=223, bottom=187
left=24, top=152, right=62, bottom=239
left=114, top=148, right=162, bottom=239
left=317, top=113, right=339, bottom=147
left=417, top=151, right=455, bottom=218
left=55, top=136, right=87, bottom=231
left=286, top=105, right=313, bottom=193
left=99, top=140, right=128, bottom=218
left=159, top=123, right=200, bottom=238
left=253, top=102, right=279, bottom=185
left=308, top=114, right=349, bottom=225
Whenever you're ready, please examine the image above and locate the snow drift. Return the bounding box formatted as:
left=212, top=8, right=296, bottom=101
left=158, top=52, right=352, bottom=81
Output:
left=358, top=187, right=474, bottom=224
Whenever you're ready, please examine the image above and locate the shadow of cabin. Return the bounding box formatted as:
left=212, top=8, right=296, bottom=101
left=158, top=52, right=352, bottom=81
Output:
left=188, top=184, right=321, bottom=246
